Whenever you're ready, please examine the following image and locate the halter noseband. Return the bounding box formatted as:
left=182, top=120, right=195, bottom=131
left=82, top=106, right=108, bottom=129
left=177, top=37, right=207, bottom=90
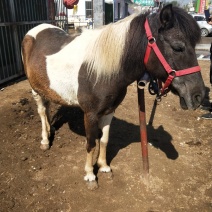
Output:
left=144, top=19, right=201, bottom=94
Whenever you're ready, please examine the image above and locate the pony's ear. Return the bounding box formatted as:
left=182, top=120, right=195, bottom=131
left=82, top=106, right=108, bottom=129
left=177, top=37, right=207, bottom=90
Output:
left=159, top=4, right=174, bottom=29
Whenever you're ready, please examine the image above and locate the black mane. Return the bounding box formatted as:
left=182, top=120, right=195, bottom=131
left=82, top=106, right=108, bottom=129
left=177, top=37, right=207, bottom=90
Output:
left=172, top=6, right=201, bottom=47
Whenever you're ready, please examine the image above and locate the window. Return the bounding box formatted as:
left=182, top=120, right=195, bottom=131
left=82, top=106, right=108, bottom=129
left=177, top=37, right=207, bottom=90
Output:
left=125, top=3, right=128, bottom=17
left=194, top=16, right=206, bottom=21
left=85, top=1, right=93, bottom=18
left=118, top=3, right=120, bottom=20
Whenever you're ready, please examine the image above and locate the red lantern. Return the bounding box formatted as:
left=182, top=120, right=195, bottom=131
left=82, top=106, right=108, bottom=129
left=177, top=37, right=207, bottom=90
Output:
left=63, top=0, right=79, bottom=9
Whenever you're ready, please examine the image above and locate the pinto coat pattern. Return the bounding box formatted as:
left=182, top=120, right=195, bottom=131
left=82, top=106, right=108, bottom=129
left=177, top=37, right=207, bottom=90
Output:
left=22, top=5, right=205, bottom=189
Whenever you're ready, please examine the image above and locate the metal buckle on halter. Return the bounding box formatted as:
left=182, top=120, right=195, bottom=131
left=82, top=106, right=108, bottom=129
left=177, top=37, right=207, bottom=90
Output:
left=160, top=70, right=176, bottom=96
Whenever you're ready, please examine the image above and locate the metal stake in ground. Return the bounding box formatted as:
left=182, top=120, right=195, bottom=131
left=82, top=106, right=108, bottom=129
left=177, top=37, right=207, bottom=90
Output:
left=137, top=81, right=149, bottom=180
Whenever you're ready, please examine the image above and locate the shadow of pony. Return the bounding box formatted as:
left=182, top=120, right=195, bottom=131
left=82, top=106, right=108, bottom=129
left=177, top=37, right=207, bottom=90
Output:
left=50, top=106, right=178, bottom=165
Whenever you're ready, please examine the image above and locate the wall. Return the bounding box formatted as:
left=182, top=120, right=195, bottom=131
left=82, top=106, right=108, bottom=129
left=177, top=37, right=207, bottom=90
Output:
left=68, top=0, right=91, bottom=20
left=114, top=0, right=128, bottom=22
left=93, top=0, right=104, bottom=28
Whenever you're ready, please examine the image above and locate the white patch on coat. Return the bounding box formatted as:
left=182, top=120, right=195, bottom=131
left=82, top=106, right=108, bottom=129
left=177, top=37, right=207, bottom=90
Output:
left=97, top=113, right=114, bottom=172
left=27, top=23, right=62, bottom=39
left=45, top=14, right=137, bottom=103
left=46, top=30, right=96, bottom=105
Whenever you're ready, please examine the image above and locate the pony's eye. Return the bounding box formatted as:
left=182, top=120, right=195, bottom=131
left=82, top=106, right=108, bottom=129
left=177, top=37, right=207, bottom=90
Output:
left=171, top=42, right=185, bottom=53
left=173, top=46, right=185, bottom=52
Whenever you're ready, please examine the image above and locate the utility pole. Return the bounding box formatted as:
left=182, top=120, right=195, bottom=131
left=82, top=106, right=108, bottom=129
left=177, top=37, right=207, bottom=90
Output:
left=93, top=0, right=105, bottom=28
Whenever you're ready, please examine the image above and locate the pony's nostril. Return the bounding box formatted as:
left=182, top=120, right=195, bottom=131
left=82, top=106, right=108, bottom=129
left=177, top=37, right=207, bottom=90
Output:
left=195, top=94, right=202, bottom=103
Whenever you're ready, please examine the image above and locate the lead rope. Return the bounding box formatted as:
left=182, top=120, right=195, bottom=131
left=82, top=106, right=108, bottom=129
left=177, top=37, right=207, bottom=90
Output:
left=148, top=77, right=167, bottom=102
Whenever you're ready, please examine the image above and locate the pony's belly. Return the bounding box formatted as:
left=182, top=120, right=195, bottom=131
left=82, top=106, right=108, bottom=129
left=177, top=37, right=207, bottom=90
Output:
left=48, top=78, right=79, bottom=106
left=52, top=84, right=79, bottom=105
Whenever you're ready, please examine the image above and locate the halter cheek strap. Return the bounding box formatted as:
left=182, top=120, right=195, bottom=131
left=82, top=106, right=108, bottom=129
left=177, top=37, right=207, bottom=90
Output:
left=144, top=19, right=201, bottom=94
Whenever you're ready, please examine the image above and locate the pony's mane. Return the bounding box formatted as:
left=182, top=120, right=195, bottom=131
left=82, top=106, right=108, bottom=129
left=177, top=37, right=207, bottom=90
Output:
left=172, top=7, right=201, bottom=47
left=84, top=13, right=139, bottom=82
left=83, top=6, right=200, bottom=82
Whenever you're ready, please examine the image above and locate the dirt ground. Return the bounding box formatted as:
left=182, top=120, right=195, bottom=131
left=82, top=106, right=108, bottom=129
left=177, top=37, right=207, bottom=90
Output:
left=0, top=60, right=211, bottom=212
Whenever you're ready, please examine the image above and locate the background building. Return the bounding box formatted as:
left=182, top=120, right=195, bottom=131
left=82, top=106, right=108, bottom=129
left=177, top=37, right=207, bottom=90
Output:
left=67, top=0, right=130, bottom=28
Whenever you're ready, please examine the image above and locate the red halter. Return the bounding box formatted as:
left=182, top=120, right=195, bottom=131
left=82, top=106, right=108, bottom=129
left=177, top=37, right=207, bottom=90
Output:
left=144, top=19, right=201, bottom=94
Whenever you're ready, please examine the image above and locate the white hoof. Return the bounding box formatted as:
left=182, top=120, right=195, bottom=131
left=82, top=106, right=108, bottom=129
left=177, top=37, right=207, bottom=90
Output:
left=40, top=144, right=50, bottom=151
left=99, top=166, right=111, bottom=173
left=40, top=139, right=50, bottom=150
left=84, top=173, right=96, bottom=182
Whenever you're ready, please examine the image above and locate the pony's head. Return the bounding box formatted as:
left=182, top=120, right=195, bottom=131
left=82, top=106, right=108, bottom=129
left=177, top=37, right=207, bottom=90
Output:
left=144, top=4, right=205, bottom=110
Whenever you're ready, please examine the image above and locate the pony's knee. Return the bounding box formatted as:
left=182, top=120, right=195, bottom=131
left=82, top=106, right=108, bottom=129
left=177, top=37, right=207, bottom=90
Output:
left=86, top=140, right=96, bottom=152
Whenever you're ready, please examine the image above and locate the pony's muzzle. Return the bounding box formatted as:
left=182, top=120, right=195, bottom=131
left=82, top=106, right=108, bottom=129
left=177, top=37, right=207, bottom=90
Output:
left=194, top=94, right=203, bottom=105
left=192, top=91, right=205, bottom=109
left=180, top=91, right=205, bottom=110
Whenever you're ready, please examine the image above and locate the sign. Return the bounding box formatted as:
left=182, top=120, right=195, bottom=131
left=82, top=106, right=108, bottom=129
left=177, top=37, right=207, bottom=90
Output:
left=196, top=0, right=206, bottom=13
left=134, top=0, right=154, bottom=6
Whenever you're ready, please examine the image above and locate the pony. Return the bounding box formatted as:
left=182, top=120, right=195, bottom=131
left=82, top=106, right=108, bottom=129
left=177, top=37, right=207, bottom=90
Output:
left=21, top=5, right=205, bottom=190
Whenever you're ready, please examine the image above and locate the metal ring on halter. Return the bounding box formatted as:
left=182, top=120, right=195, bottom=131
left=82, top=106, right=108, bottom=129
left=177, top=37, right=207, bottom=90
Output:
left=170, top=70, right=176, bottom=77
left=148, top=37, right=156, bottom=45
left=156, top=95, right=162, bottom=102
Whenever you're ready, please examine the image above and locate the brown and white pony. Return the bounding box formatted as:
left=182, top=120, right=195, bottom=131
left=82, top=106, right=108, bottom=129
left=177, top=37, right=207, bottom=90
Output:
left=21, top=5, right=205, bottom=189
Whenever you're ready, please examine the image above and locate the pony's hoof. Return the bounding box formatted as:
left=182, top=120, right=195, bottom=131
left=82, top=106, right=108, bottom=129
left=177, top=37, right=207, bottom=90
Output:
left=99, top=166, right=113, bottom=179
left=40, top=144, right=50, bottom=151
left=105, top=171, right=113, bottom=180
left=86, top=180, right=99, bottom=190
left=99, top=166, right=111, bottom=173
left=98, top=171, right=113, bottom=180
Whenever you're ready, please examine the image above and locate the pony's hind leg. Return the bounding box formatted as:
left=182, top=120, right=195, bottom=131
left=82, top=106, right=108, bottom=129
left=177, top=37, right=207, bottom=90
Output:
left=32, top=89, right=51, bottom=150
left=97, top=113, right=114, bottom=174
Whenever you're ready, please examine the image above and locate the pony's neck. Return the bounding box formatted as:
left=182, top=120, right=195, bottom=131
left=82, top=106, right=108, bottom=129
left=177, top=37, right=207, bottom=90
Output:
left=121, top=13, right=150, bottom=84
left=84, top=14, right=140, bottom=83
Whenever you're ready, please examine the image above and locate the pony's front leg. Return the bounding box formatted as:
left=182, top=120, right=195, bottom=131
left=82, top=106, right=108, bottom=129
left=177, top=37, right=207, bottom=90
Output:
left=83, top=113, right=99, bottom=190
left=97, top=113, right=114, bottom=175
left=32, top=89, right=51, bottom=150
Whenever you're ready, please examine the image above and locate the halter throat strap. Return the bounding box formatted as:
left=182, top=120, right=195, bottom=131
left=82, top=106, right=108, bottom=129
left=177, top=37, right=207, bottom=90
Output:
left=144, top=19, right=201, bottom=94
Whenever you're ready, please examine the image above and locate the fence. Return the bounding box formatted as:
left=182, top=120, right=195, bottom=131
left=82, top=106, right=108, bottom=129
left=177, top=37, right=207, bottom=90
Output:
left=0, top=0, right=68, bottom=85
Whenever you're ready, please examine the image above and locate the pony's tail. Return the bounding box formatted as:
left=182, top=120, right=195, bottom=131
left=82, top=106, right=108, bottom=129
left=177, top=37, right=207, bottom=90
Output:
left=21, top=35, right=35, bottom=77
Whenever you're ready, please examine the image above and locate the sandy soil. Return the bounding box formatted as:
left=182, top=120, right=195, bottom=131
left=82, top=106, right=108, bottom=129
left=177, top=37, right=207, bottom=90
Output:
left=0, top=60, right=211, bottom=212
